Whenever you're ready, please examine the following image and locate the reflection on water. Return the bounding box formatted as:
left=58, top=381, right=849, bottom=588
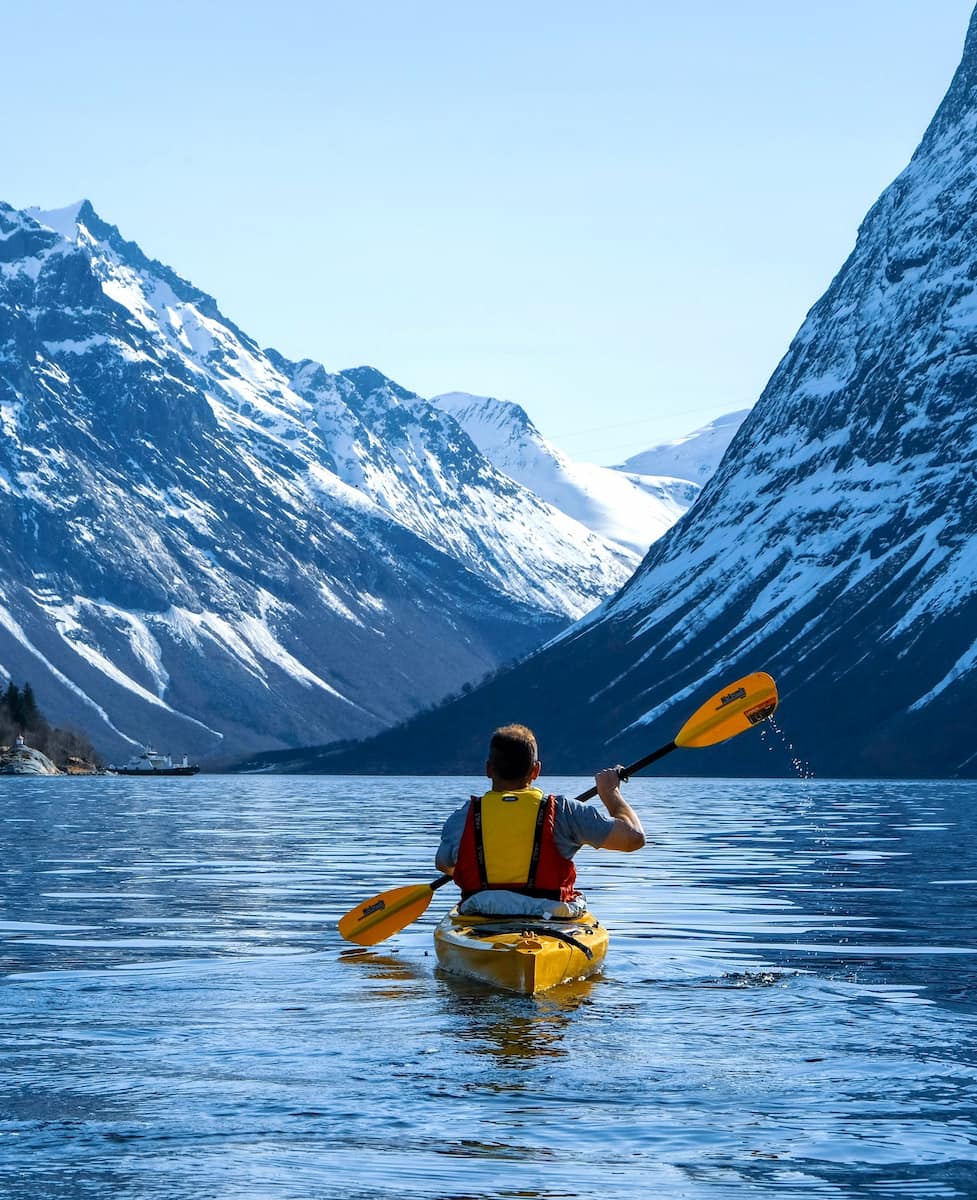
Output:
left=1, top=776, right=977, bottom=1198
left=437, top=971, right=599, bottom=1063
left=337, top=946, right=429, bottom=1000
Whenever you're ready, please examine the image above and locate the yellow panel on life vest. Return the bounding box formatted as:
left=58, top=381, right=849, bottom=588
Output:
left=479, top=787, right=546, bottom=886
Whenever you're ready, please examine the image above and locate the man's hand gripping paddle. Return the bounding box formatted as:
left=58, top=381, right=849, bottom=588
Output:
left=338, top=671, right=778, bottom=947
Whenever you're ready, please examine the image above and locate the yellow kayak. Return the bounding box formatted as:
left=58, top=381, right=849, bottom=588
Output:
left=434, top=908, right=609, bottom=994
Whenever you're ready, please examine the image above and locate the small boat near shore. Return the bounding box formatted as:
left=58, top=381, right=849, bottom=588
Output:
left=108, top=747, right=200, bottom=776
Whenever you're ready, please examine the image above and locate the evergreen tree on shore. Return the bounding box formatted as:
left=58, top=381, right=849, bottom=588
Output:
left=0, top=680, right=101, bottom=767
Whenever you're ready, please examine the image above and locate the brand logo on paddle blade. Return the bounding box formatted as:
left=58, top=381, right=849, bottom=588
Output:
left=719, top=687, right=747, bottom=708
left=745, top=699, right=777, bottom=725
left=361, top=899, right=386, bottom=918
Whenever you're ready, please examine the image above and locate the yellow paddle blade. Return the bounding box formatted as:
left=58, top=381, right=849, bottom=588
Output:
left=338, top=883, right=437, bottom=946
left=674, top=671, right=778, bottom=749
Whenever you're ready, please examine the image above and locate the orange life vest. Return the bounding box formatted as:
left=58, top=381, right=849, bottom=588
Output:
left=452, top=787, right=578, bottom=902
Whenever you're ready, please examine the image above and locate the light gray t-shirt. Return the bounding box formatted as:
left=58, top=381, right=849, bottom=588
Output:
left=437, top=793, right=615, bottom=867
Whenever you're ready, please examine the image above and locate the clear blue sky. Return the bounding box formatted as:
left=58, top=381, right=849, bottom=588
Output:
left=4, top=1, right=974, bottom=463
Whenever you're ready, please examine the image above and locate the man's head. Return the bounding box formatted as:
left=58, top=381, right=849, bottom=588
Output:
left=486, top=723, right=541, bottom=789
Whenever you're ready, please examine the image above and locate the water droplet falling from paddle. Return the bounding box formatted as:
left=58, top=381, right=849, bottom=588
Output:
left=758, top=717, right=815, bottom=778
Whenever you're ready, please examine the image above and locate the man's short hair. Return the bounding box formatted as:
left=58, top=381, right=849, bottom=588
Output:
left=488, top=724, right=538, bottom=783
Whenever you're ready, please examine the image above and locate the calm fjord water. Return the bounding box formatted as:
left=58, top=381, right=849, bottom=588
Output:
left=2, top=775, right=976, bottom=1199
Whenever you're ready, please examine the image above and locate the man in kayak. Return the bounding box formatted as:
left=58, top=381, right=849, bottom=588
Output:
left=435, top=723, right=645, bottom=917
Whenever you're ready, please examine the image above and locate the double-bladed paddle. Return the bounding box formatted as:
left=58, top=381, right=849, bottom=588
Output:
left=338, top=670, right=778, bottom=946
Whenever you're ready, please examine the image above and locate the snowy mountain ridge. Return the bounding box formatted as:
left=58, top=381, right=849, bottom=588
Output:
left=22, top=203, right=645, bottom=617
left=431, top=390, right=699, bottom=558
left=0, top=199, right=685, bottom=760
left=614, top=409, right=751, bottom=485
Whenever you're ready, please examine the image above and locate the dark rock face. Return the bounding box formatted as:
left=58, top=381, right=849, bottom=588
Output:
left=284, top=8, right=977, bottom=780
left=0, top=201, right=636, bottom=762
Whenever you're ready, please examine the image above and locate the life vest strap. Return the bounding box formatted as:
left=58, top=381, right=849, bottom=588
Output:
left=526, top=795, right=549, bottom=890
left=472, top=797, right=488, bottom=890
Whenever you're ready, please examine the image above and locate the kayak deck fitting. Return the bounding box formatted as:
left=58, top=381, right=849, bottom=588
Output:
left=434, top=908, right=609, bottom=994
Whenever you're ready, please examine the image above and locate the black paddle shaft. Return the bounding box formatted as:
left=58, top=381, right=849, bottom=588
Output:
left=574, top=740, right=678, bottom=802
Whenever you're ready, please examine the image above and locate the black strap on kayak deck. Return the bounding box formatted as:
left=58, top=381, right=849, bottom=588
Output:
left=463, top=924, right=594, bottom=960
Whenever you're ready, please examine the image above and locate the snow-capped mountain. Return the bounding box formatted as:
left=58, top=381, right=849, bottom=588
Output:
left=0, top=200, right=648, bottom=760
left=432, top=391, right=698, bottom=558
left=614, top=409, right=750, bottom=485
left=269, top=6, right=977, bottom=779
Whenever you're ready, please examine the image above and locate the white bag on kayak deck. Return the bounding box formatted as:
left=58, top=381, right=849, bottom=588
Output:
left=457, top=890, right=588, bottom=919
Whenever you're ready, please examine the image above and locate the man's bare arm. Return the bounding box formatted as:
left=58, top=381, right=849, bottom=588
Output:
left=595, top=767, right=646, bottom=851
